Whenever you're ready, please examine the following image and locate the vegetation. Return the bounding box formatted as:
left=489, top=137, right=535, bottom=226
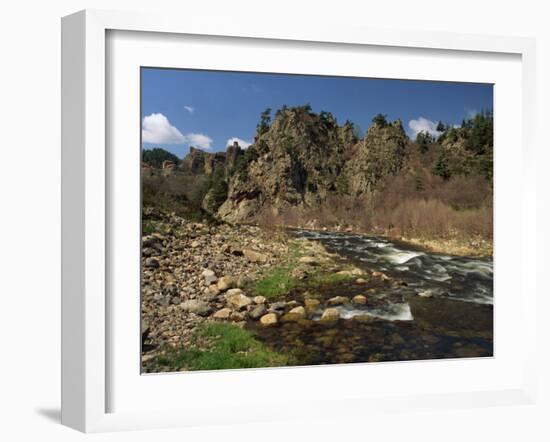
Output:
left=253, top=241, right=360, bottom=299
left=372, top=113, right=389, bottom=127
left=150, top=323, right=290, bottom=371
left=142, top=147, right=180, bottom=168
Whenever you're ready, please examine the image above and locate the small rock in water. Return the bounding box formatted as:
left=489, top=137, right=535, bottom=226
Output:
left=327, top=296, right=349, bottom=306
left=260, top=313, right=278, bottom=327
left=417, top=290, right=433, bottom=298
left=320, top=308, right=340, bottom=323
left=372, top=271, right=390, bottom=280
left=254, top=295, right=266, bottom=304
left=304, top=298, right=320, bottom=316
left=355, top=278, right=367, bottom=284
left=190, top=240, right=200, bottom=248
left=352, top=295, right=367, bottom=305
left=353, top=314, right=373, bottom=323
left=281, top=306, right=306, bottom=322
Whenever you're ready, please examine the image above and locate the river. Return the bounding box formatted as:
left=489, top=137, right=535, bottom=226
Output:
left=247, top=229, right=494, bottom=365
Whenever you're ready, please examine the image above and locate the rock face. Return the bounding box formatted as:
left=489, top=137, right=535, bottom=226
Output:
left=215, top=108, right=410, bottom=224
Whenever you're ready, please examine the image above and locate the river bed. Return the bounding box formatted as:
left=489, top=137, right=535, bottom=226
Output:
left=246, top=229, right=493, bottom=365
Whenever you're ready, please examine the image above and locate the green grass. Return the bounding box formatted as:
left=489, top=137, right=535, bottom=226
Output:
left=254, top=265, right=297, bottom=299
left=152, top=323, right=290, bottom=371
left=252, top=240, right=360, bottom=300
left=142, top=219, right=167, bottom=235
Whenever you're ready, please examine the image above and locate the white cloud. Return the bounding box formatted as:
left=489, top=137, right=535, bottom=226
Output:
left=185, top=133, right=213, bottom=150
left=142, top=113, right=186, bottom=144
left=184, top=105, right=194, bottom=113
left=141, top=113, right=212, bottom=149
left=408, top=117, right=442, bottom=139
left=226, top=137, right=252, bottom=149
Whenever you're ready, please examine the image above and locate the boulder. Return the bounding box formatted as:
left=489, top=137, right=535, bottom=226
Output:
left=249, top=304, right=267, bottom=320
left=226, top=292, right=253, bottom=309
left=352, top=295, right=367, bottom=305
left=260, top=313, right=278, bottom=327
left=213, top=307, right=232, bottom=320
left=144, top=257, right=159, bottom=268
left=320, top=308, right=340, bottom=322
left=327, top=296, right=349, bottom=306
left=217, top=276, right=235, bottom=292
left=201, top=269, right=218, bottom=285
left=180, top=300, right=212, bottom=316
left=254, top=295, right=266, bottom=304
left=281, top=306, right=307, bottom=322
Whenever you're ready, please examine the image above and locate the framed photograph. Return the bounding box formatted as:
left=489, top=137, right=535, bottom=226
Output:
left=61, top=9, right=537, bottom=432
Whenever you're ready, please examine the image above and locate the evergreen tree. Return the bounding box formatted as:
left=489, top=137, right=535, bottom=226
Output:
left=142, top=147, right=179, bottom=168
left=256, top=108, right=272, bottom=136
left=432, top=151, right=451, bottom=180
left=372, top=113, right=388, bottom=127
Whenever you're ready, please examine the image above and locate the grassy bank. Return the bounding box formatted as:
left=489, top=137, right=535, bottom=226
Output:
left=253, top=239, right=364, bottom=300
left=146, top=323, right=290, bottom=372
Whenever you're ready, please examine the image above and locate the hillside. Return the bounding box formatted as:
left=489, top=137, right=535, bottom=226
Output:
left=141, top=106, right=493, bottom=251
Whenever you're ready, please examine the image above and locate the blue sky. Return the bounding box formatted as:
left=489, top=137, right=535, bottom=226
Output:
left=141, top=68, right=493, bottom=159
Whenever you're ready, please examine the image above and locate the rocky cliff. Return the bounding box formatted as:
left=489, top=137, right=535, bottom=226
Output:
left=216, top=106, right=407, bottom=222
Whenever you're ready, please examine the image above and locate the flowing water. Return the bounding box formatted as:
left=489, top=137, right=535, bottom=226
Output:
left=247, top=230, right=494, bottom=365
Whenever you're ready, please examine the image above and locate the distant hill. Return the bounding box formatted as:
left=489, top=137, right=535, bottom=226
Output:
left=143, top=106, right=493, bottom=240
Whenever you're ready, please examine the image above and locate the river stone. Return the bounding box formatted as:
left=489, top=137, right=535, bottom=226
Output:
left=328, top=296, right=349, bottom=305
left=254, top=295, right=266, bottom=304
left=281, top=306, right=306, bottom=322
left=260, top=313, right=278, bottom=327
left=144, top=257, right=159, bottom=268
left=208, top=284, right=220, bottom=295
left=353, top=314, right=374, bottom=323
left=372, top=271, right=389, bottom=280
left=213, top=307, right=232, bottom=320
left=352, top=295, right=367, bottom=305
left=226, top=292, right=252, bottom=309
left=180, top=300, right=212, bottom=316
left=320, top=308, right=340, bottom=322
left=249, top=304, right=267, bottom=320
left=217, top=276, right=235, bottom=292
left=190, top=240, right=200, bottom=248
left=243, top=249, right=269, bottom=263
left=226, top=288, right=243, bottom=296
left=355, top=278, right=367, bottom=284
left=268, top=301, right=286, bottom=313
left=201, top=269, right=218, bottom=285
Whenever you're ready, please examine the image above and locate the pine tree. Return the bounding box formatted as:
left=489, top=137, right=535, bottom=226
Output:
left=432, top=152, right=451, bottom=180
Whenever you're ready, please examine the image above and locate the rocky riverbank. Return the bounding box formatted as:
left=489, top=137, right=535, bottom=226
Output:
left=141, top=208, right=372, bottom=372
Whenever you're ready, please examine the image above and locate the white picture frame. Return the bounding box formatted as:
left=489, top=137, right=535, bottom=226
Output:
left=61, top=9, right=537, bottom=433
